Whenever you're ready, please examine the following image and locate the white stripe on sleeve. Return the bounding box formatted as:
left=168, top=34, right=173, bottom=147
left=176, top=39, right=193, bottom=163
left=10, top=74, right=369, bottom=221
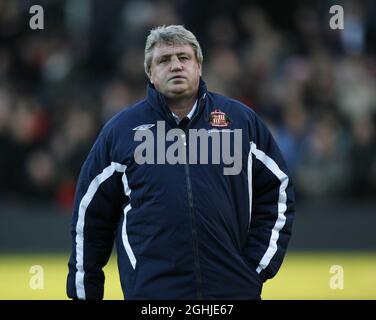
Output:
left=247, top=142, right=255, bottom=229
left=121, top=172, right=137, bottom=269
left=75, top=162, right=127, bottom=300
left=249, top=142, right=289, bottom=274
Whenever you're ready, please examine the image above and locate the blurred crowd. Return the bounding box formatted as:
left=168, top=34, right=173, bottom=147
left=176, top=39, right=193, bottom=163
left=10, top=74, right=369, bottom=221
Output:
left=0, top=0, right=376, bottom=210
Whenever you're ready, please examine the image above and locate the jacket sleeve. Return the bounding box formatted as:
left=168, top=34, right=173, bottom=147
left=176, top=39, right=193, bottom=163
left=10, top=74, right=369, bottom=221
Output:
left=243, top=114, right=295, bottom=282
left=66, top=126, right=127, bottom=299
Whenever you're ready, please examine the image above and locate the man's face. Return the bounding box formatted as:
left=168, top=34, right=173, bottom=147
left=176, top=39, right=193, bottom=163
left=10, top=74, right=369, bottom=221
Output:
left=149, top=43, right=202, bottom=100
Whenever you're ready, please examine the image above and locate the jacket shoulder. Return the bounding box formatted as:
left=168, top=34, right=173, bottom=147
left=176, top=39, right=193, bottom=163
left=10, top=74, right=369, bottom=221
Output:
left=208, top=92, right=258, bottom=121
left=207, top=92, right=275, bottom=144
left=102, top=99, right=150, bottom=133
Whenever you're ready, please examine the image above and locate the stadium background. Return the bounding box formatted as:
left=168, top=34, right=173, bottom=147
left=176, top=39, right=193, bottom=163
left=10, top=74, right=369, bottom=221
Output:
left=0, top=0, right=375, bottom=299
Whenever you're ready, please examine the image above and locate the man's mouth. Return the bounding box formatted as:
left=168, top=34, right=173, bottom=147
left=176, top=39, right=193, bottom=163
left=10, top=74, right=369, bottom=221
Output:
left=169, top=75, right=185, bottom=81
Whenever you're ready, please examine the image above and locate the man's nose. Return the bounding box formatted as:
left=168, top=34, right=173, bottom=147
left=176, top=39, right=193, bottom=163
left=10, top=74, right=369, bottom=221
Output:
left=170, top=56, right=183, bottom=71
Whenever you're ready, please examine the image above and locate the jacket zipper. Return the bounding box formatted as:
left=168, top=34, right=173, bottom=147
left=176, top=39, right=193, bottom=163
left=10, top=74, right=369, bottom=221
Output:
left=165, top=92, right=206, bottom=299
left=181, top=130, right=203, bottom=300
left=181, top=94, right=206, bottom=300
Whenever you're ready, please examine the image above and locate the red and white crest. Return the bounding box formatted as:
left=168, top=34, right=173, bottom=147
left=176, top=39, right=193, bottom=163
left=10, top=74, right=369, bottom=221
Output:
left=209, top=109, right=231, bottom=127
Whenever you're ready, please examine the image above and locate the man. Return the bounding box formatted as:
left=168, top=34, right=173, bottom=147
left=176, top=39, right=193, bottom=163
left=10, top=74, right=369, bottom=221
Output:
left=67, top=25, right=295, bottom=300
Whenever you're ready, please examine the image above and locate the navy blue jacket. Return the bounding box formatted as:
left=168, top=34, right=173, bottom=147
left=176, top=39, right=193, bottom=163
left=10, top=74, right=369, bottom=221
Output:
left=67, top=79, right=295, bottom=300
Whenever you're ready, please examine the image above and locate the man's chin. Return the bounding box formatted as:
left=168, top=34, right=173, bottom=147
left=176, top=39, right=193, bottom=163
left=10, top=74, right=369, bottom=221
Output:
left=166, top=86, right=189, bottom=98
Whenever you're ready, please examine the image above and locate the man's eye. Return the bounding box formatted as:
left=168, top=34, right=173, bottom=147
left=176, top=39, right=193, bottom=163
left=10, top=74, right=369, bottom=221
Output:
left=179, top=56, right=189, bottom=61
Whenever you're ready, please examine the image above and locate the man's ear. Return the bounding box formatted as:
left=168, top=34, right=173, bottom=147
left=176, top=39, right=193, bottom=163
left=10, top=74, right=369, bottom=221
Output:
left=198, top=63, right=202, bottom=77
left=148, top=70, right=154, bottom=84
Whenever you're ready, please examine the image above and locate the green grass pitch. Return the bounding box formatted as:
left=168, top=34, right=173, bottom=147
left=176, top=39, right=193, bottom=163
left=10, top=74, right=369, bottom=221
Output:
left=0, top=252, right=375, bottom=299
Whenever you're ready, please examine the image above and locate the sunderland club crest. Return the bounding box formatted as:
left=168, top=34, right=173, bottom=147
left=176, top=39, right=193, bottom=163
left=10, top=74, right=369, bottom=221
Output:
left=209, top=109, right=231, bottom=127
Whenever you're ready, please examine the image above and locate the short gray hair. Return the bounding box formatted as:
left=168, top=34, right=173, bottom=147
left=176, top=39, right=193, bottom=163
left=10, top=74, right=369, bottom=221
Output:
left=144, top=25, right=203, bottom=77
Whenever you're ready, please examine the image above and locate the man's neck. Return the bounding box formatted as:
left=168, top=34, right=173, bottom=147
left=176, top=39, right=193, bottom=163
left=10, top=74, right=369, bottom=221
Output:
left=166, top=95, right=197, bottom=120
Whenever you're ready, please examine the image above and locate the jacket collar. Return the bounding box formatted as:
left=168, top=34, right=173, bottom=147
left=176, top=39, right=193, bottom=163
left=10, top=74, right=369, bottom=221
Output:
left=146, top=77, right=208, bottom=125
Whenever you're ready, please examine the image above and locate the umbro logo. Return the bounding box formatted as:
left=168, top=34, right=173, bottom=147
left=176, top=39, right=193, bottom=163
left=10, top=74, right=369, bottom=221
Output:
left=133, top=124, right=156, bottom=131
